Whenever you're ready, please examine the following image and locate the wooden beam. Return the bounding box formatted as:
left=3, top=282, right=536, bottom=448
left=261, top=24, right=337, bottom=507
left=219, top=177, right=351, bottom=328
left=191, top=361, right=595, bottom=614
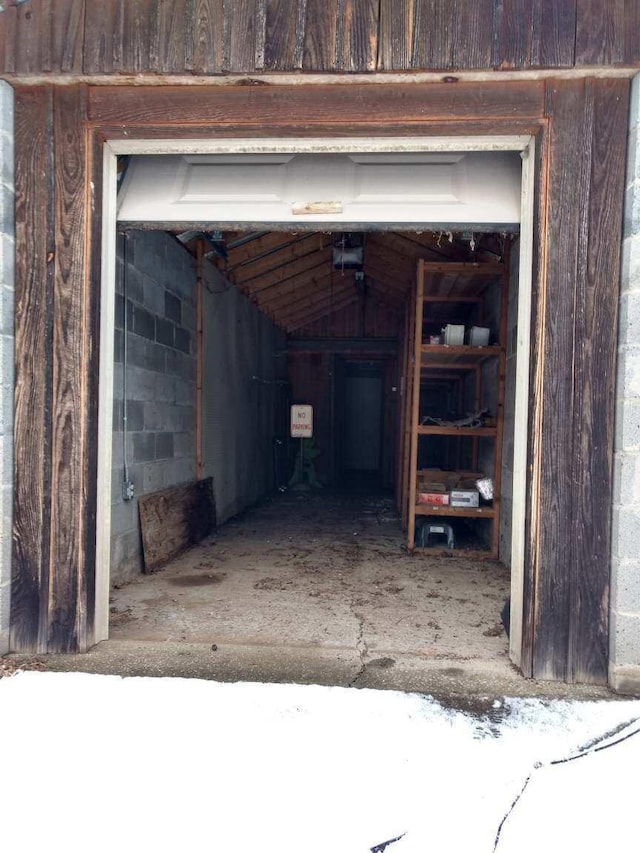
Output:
left=11, top=86, right=55, bottom=653
left=88, top=81, right=546, bottom=125
left=12, top=84, right=94, bottom=654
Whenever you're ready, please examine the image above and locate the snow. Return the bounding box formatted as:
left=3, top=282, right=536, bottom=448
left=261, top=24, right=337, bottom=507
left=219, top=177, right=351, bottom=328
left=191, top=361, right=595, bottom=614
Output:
left=0, top=671, right=638, bottom=853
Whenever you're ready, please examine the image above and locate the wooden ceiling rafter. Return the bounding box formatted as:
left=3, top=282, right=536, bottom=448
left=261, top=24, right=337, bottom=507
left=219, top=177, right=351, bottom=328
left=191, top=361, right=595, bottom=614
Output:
left=272, top=279, right=356, bottom=323
left=229, top=233, right=328, bottom=281
left=284, top=294, right=361, bottom=332
left=238, top=247, right=334, bottom=294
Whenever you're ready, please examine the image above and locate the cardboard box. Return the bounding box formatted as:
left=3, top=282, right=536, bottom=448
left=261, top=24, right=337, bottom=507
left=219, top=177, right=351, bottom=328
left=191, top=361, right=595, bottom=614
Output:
left=450, top=489, right=479, bottom=508
left=417, top=492, right=450, bottom=506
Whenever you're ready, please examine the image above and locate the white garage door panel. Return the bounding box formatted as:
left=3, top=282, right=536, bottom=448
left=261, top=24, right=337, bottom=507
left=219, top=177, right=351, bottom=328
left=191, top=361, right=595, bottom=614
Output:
left=117, top=151, right=522, bottom=225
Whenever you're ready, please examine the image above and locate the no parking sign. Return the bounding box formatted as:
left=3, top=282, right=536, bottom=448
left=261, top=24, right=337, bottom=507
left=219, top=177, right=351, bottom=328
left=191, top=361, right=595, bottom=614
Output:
left=290, top=404, right=313, bottom=438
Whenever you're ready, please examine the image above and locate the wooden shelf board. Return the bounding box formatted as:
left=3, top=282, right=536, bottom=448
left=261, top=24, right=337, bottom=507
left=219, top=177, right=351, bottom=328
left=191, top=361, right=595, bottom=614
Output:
left=417, top=425, right=497, bottom=436
left=414, top=505, right=495, bottom=518
left=412, top=547, right=498, bottom=559
left=420, top=344, right=503, bottom=367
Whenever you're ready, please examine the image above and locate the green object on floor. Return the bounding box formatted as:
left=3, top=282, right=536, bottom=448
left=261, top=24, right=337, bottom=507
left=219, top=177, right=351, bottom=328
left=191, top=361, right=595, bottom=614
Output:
left=289, top=437, right=323, bottom=488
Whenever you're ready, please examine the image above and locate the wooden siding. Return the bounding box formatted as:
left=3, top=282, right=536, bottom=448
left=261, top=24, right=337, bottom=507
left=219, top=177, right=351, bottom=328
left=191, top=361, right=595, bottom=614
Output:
left=0, top=0, right=639, bottom=76
left=11, top=84, right=97, bottom=653
left=7, top=76, right=630, bottom=685
left=525, top=78, right=628, bottom=683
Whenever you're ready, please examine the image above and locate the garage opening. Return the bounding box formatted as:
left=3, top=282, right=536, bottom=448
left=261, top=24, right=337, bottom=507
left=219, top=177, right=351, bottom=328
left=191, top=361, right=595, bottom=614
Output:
left=101, top=142, right=532, bottom=680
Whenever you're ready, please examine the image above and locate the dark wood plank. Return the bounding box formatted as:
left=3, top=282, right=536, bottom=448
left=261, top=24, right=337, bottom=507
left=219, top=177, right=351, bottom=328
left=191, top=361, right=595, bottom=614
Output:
left=336, top=0, right=379, bottom=71
left=51, top=0, right=85, bottom=72
left=412, top=0, right=453, bottom=70
left=623, top=0, right=640, bottom=64
left=451, top=0, right=495, bottom=69
left=378, top=0, right=416, bottom=70
left=48, top=85, right=90, bottom=651
left=223, top=0, right=264, bottom=72
left=15, top=0, right=42, bottom=73
left=303, top=0, right=339, bottom=70
left=88, top=81, right=546, bottom=125
left=531, top=0, right=577, bottom=67
left=568, top=78, right=628, bottom=684
left=531, top=79, right=587, bottom=681
left=265, top=0, right=307, bottom=70
left=575, top=0, right=624, bottom=65
left=11, top=87, right=54, bottom=653
left=153, top=0, right=186, bottom=72
left=82, top=0, right=116, bottom=73
left=0, top=5, right=18, bottom=73
left=492, top=0, right=533, bottom=68
left=139, top=479, right=216, bottom=572
left=191, top=0, right=224, bottom=73
left=119, top=0, right=157, bottom=73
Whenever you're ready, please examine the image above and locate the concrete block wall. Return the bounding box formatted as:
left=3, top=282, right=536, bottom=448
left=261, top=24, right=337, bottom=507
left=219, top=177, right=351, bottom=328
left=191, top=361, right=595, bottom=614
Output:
left=111, top=231, right=196, bottom=584
left=0, top=81, right=13, bottom=654
left=610, top=73, right=640, bottom=694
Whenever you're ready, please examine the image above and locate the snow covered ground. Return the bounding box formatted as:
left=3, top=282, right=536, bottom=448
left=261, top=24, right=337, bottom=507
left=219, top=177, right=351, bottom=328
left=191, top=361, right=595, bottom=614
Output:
left=0, top=671, right=638, bottom=853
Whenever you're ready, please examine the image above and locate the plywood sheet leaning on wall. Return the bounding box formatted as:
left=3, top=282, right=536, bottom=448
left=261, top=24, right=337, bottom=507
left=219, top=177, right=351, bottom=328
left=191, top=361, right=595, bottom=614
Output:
left=138, top=478, right=216, bottom=573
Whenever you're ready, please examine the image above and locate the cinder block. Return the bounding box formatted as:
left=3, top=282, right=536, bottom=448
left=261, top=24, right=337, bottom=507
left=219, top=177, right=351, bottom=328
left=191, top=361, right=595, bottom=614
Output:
left=165, top=291, right=182, bottom=324
left=181, top=301, right=197, bottom=332
left=617, top=290, right=640, bottom=347
left=612, top=452, right=640, bottom=506
left=132, top=432, right=155, bottom=463
left=624, top=182, right=640, bottom=239
left=164, top=456, right=194, bottom=488
left=125, top=366, right=156, bottom=402
left=143, top=273, right=166, bottom=316
left=620, top=234, right=640, bottom=293
left=155, top=432, right=174, bottom=460
left=628, top=126, right=640, bottom=190
left=124, top=399, right=144, bottom=432
left=110, top=497, right=139, bottom=538
left=614, top=398, right=640, bottom=450
left=174, top=431, right=195, bottom=459
left=154, top=374, right=175, bottom=403
left=156, top=317, right=174, bottom=348
left=610, top=558, right=640, bottom=613
left=143, top=400, right=169, bottom=431
left=174, top=326, right=191, bottom=355
left=630, top=73, right=640, bottom=132
left=131, top=304, right=155, bottom=341
left=610, top=612, right=640, bottom=667
left=142, top=461, right=165, bottom=494
left=611, top=505, right=640, bottom=559
left=174, top=378, right=195, bottom=406
left=0, top=234, right=14, bottom=293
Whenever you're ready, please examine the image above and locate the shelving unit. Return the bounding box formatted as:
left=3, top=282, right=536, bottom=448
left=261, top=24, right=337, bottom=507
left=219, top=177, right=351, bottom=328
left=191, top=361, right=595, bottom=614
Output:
left=405, top=260, right=508, bottom=557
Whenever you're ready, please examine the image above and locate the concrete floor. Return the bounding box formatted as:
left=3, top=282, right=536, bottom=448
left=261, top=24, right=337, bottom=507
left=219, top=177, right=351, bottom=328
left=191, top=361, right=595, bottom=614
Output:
left=6, top=489, right=614, bottom=702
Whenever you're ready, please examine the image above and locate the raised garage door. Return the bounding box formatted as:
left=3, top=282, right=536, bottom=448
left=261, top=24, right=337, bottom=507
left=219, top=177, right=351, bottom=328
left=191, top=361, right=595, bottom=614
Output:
left=116, top=151, right=522, bottom=226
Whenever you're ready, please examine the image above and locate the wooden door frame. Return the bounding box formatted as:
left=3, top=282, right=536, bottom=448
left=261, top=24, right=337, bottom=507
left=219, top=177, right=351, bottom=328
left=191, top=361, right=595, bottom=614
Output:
left=11, top=80, right=628, bottom=687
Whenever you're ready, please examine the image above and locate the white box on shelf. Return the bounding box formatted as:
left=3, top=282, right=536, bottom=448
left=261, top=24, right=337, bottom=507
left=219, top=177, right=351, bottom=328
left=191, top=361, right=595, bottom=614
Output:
left=468, top=326, right=490, bottom=346
left=442, top=324, right=465, bottom=346
left=450, top=489, right=480, bottom=508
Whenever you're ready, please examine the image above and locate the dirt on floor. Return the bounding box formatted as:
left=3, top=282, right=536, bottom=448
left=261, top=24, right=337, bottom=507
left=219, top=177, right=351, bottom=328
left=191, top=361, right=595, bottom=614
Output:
left=109, top=488, right=511, bottom=668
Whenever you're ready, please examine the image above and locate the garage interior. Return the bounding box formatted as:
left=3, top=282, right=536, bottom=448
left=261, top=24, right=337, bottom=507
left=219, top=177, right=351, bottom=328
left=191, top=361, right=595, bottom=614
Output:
left=108, top=150, right=523, bottom=676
